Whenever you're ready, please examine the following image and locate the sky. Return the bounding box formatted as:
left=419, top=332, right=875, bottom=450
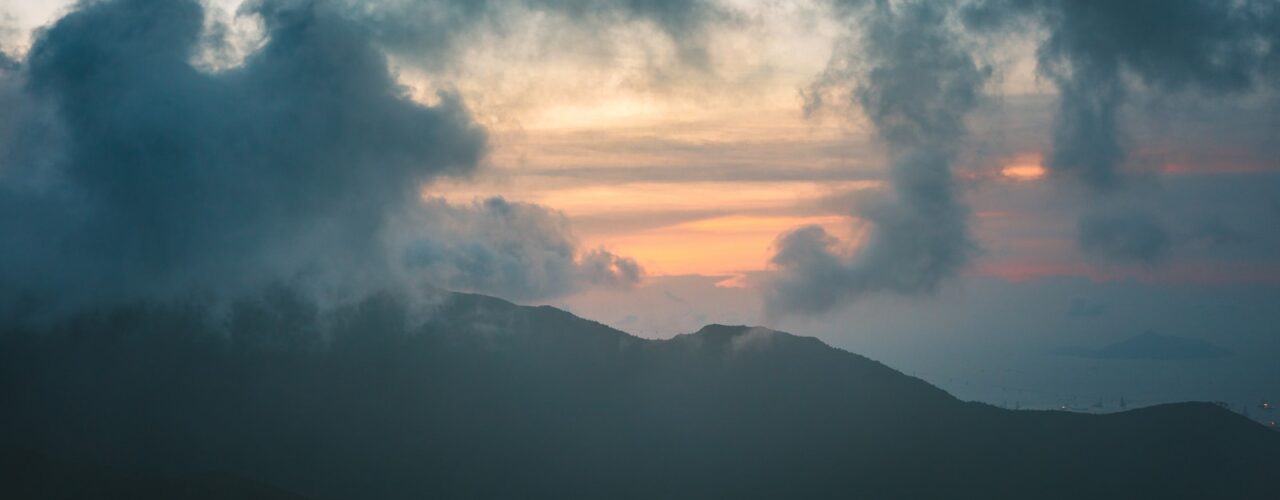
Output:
left=2, top=0, right=1278, bottom=414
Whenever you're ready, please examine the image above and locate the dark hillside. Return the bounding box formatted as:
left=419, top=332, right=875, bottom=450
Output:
left=2, top=291, right=1276, bottom=499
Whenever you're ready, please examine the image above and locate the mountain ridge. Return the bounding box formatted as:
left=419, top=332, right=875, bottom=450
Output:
left=2, top=289, right=1276, bottom=499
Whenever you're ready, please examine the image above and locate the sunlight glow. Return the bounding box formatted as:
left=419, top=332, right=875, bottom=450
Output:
left=591, top=215, right=850, bottom=276
left=1001, top=163, right=1045, bottom=180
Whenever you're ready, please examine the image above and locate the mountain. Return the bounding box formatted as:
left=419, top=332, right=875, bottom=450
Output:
left=1059, top=331, right=1234, bottom=360
left=2, top=290, right=1276, bottom=499
left=0, top=448, right=310, bottom=500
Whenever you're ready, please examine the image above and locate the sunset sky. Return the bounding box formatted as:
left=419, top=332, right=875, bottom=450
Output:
left=3, top=0, right=1278, bottom=410
left=6, top=0, right=1275, bottom=282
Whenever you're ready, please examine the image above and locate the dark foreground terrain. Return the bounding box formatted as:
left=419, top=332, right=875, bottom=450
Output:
left=3, top=291, right=1276, bottom=499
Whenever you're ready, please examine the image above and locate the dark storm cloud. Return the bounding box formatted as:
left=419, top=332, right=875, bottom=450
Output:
left=765, top=0, right=988, bottom=317
left=0, top=0, right=640, bottom=319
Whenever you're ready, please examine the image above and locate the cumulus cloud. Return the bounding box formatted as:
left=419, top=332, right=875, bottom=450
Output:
left=395, top=197, right=642, bottom=301
left=0, top=0, right=484, bottom=314
left=0, top=0, right=640, bottom=320
left=765, top=0, right=987, bottom=317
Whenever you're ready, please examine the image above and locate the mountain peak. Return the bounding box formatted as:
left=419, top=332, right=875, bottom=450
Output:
left=690, top=324, right=783, bottom=338
left=675, top=324, right=810, bottom=352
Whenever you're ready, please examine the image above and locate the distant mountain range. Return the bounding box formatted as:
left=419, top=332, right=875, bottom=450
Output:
left=2, top=291, right=1276, bottom=499
left=1058, top=331, right=1234, bottom=360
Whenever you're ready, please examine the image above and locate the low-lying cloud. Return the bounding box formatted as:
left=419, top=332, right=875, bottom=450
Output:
left=397, top=197, right=642, bottom=301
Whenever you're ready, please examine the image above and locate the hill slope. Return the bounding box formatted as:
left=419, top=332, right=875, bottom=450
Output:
left=0, top=448, right=310, bottom=500
left=2, top=291, right=1276, bottom=499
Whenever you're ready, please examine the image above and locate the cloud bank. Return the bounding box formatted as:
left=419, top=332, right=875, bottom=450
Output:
left=0, top=0, right=640, bottom=320
left=3, top=0, right=1278, bottom=322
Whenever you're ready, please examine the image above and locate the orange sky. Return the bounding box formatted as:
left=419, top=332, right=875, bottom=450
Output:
left=427, top=108, right=1054, bottom=279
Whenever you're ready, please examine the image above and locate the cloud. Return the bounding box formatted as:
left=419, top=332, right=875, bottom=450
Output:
left=0, top=0, right=639, bottom=319
left=0, top=0, right=485, bottom=315
left=333, top=0, right=727, bottom=72
left=764, top=226, right=854, bottom=315
left=1078, top=210, right=1171, bottom=265
left=396, top=197, right=642, bottom=301
left=1036, top=0, right=1277, bottom=190
left=1185, top=218, right=1248, bottom=248
left=1076, top=205, right=1265, bottom=267
left=765, top=0, right=987, bottom=317
left=963, top=0, right=1280, bottom=265
left=1065, top=297, right=1109, bottom=318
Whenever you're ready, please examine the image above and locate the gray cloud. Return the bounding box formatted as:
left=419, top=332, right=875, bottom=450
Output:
left=396, top=197, right=642, bottom=301
left=1078, top=210, right=1171, bottom=265
left=1031, top=0, right=1277, bottom=191
left=765, top=0, right=1280, bottom=313
left=963, top=0, right=1280, bottom=265
left=1066, top=297, right=1109, bottom=318
left=765, top=0, right=987, bottom=317
left=0, top=0, right=485, bottom=315
left=1185, top=217, right=1248, bottom=248
left=0, top=0, right=638, bottom=320
left=757, top=0, right=988, bottom=317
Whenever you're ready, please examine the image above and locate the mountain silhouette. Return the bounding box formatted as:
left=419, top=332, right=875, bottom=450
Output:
left=2, top=290, right=1276, bottom=499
